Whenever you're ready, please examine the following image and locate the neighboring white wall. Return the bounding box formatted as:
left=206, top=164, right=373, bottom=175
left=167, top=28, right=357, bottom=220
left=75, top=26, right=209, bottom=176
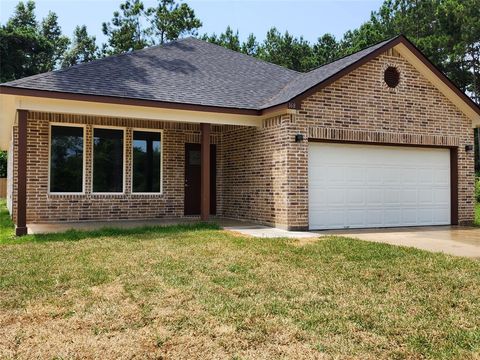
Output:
left=6, top=137, right=13, bottom=214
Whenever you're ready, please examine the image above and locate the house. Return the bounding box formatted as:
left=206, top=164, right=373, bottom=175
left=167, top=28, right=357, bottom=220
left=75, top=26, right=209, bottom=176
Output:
left=0, top=35, right=479, bottom=236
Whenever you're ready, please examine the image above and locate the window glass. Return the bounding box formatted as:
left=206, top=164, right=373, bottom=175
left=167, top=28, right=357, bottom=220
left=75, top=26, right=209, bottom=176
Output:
left=93, top=128, right=124, bottom=193
left=132, top=131, right=161, bottom=193
left=50, top=125, right=84, bottom=193
left=189, top=150, right=200, bottom=165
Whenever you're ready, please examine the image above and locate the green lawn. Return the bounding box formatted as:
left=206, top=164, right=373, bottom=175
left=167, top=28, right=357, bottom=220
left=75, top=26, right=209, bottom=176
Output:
left=476, top=203, right=480, bottom=226
left=0, top=199, right=479, bottom=359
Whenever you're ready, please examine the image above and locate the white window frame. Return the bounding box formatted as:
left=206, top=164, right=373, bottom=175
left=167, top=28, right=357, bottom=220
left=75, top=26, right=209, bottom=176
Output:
left=131, top=128, right=163, bottom=195
left=48, top=123, right=86, bottom=195
left=91, top=125, right=126, bottom=195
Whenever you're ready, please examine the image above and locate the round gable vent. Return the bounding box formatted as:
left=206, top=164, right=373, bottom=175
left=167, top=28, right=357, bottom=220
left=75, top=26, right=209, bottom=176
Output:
left=384, top=66, right=400, bottom=88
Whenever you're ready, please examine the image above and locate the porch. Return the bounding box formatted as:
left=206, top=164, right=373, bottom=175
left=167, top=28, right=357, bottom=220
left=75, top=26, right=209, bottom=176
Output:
left=1, top=96, right=293, bottom=235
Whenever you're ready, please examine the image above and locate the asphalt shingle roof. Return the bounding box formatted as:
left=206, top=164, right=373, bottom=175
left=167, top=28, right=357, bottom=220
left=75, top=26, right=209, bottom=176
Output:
left=0, top=37, right=396, bottom=111
left=260, top=39, right=392, bottom=109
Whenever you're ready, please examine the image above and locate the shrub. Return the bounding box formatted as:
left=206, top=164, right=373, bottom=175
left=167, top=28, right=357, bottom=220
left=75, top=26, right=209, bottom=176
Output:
left=476, top=177, right=480, bottom=203
left=0, top=151, right=6, bottom=178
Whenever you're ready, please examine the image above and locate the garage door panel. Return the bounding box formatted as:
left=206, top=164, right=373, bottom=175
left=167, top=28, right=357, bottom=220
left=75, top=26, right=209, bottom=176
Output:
left=366, top=189, right=383, bottom=205
left=419, top=169, right=434, bottom=184
left=347, top=210, right=365, bottom=227
left=401, top=168, right=418, bottom=184
left=384, top=168, right=402, bottom=184
left=366, top=210, right=383, bottom=226
left=309, top=187, right=327, bottom=204
left=418, top=189, right=433, bottom=204
left=401, top=209, right=418, bottom=225
left=384, top=189, right=401, bottom=206
left=401, top=189, right=417, bottom=205
left=433, top=208, right=450, bottom=223
left=346, top=189, right=365, bottom=205
left=435, top=169, right=450, bottom=185
left=418, top=209, right=434, bottom=223
left=326, top=166, right=345, bottom=183
left=433, top=188, right=450, bottom=204
left=384, top=209, right=402, bottom=226
left=345, top=167, right=365, bottom=184
left=308, top=143, right=451, bottom=230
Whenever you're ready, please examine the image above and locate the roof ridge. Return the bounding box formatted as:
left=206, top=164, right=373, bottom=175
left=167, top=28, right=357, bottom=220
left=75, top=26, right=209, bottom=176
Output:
left=260, top=72, right=306, bottom=106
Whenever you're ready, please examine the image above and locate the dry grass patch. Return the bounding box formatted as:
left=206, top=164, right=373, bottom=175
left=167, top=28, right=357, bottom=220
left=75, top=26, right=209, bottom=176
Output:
left=0, top=204, right=479, bottom=358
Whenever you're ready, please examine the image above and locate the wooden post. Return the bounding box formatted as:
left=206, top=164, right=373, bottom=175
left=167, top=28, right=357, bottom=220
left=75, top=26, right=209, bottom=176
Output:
left=16, top=110, right=28, bottom=236
left=200, top=123, right=210, bottom=221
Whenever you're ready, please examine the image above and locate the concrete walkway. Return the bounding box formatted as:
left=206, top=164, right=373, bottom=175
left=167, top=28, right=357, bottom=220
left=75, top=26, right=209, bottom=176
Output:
left=221, top=223, right=317, bottom=239
left=318, top=226, right=480, bottom=258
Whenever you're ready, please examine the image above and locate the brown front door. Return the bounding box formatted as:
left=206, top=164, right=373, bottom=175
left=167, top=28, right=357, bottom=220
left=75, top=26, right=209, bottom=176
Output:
left=184, top=143, right=216, bottom=215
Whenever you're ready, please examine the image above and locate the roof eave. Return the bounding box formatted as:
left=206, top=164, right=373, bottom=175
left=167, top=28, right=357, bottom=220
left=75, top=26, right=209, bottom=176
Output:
left=0, top=86, right=263, bottom=116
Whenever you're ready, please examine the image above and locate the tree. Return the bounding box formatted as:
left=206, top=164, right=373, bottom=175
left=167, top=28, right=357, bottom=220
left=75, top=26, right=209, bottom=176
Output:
left=40, top=12, right=70, bottom=69
left=102, top=0, right=150, bottom=55
left=62, top=26, right=99, bottom=68
left=201, top=26, right=241, bottom=52
left=258, top=28, right=316, bottom=72
left=202, top=28, right=260, bottom=57
left=339, top=0, right=479, bottom=102
left=148, top=0, right=202, bottom=44
left=6, top=0, right=37, bottom=29
left=0, top=0, right=70, bottom=81
left=0, top=1, right=53, bottom=81
left=242, top=33, right=259, bottom=57
left=437, top=0, right=479, bottom=102
left=313, top=33, right=341, bottom=66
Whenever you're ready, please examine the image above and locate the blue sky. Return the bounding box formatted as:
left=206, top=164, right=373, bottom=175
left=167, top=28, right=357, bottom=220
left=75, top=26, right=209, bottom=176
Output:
left=0, top=0, right=384, bottom=44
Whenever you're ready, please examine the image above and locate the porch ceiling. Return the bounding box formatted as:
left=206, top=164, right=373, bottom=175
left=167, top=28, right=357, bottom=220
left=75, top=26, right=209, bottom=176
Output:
left=0, top=93, right=265, bottom=150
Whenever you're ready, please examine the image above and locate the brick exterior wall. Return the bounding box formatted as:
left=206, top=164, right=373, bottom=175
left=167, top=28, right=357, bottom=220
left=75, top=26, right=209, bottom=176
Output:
left=290, top=50, right=475, bottom=227
left=221, top=115, right=291, bottom=227
left=11, top=49, right=475, bottom=228
left=12, top=112, right=228, bottom=222
left=222, top=49, right=474, bottom=228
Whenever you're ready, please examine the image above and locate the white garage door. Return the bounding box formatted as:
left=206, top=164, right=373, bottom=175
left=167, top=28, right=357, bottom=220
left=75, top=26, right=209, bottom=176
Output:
left=308, top=143, right=451, bottom=230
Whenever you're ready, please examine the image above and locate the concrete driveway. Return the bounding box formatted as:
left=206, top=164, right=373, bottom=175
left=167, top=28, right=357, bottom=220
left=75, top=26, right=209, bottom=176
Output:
left=318, top=226, right=480, bottom=258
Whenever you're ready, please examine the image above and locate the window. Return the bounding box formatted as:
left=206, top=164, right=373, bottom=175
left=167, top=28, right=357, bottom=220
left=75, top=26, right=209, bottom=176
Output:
left=93, top=128, right=124, bottom=193
left=132, top=130, right=162, bottom=193
left=49, top=125, right=84, bottom=193
left=384, top=66, right=400, bottom=88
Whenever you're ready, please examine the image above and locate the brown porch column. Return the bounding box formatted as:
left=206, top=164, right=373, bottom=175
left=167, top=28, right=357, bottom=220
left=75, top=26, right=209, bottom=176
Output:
left=16, top=110, right=28, bottom=236
left=200, top=123, right=210, bottom=221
